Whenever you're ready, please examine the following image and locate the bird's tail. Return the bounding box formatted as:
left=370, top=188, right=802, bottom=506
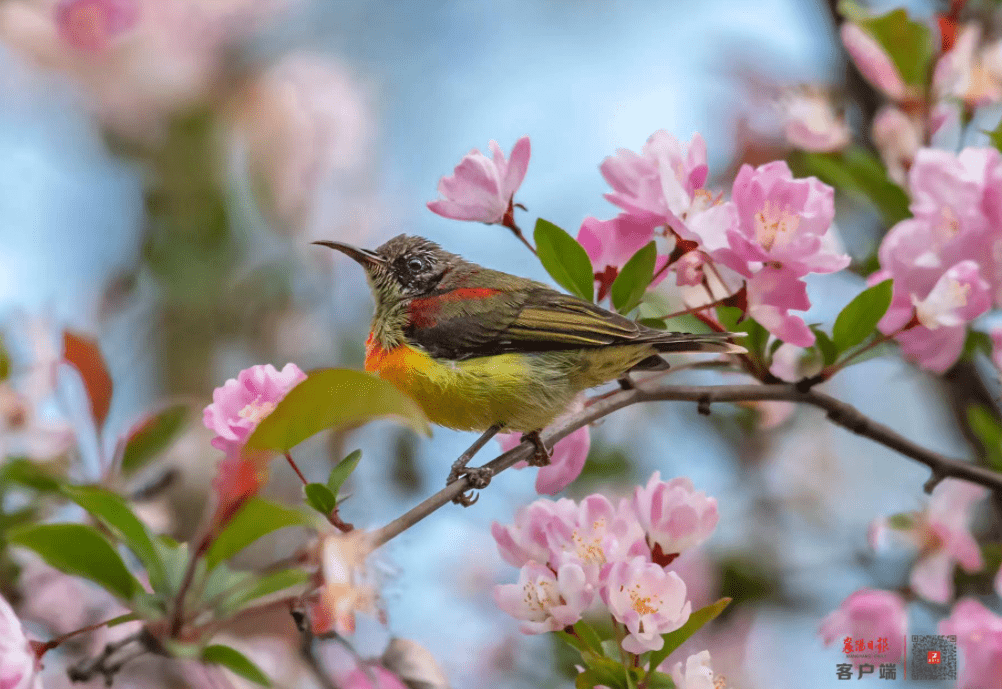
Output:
left=628, top=331, right=746, bottom=372
left=649, top=331, right=747, bottom=355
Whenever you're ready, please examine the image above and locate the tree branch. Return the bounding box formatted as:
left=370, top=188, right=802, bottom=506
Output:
left=371, top=381, right=1002, bottom=548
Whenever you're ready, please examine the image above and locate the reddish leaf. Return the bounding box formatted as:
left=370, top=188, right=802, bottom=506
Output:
left=62, top=331, right=113, bottom=429
left=120, top=404, right=188, bottom=474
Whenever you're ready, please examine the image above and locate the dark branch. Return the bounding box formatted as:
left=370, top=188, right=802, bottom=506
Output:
left=371, top=381, right=1002, bottom=548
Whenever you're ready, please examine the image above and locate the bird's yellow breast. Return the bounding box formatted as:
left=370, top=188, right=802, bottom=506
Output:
left=364, top=334, right=576, bottom=432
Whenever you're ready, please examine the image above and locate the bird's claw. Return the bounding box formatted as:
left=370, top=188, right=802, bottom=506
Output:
left=523, top=431, right=551, bottom=467
left=450, top=466, right=493, bottom=507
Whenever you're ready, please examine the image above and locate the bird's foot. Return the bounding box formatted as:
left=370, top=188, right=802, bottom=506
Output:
left=523, top=430, right=551, bottom=467
left=447, top=424, right=503, bottom=507
left=451, top=466, right=495, bottom=507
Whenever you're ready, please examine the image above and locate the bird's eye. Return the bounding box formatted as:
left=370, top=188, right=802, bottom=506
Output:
left=406, top=257, right=426, bottom=273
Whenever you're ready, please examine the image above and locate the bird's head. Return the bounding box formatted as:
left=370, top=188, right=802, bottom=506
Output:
left=314, top=234, right=457, bottom=310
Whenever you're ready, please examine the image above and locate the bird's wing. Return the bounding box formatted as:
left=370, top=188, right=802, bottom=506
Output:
left=404, top=285, right=648, bottom=360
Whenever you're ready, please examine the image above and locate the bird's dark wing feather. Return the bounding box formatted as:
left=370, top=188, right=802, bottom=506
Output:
left=405, top=285, right=689, bottom=360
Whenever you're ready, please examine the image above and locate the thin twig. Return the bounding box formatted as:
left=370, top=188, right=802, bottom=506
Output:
left=67, top=630, right=150, bottom=686
left=371, top=382, right=1002, bottom=548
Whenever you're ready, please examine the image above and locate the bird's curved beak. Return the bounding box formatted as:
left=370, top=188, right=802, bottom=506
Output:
left=312, top=240, right=386, bottom=268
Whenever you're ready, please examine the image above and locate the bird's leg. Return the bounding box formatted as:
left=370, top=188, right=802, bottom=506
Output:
left=448, top=423, right=503, bottom=507
left=523, top=430, right=551, bottom=467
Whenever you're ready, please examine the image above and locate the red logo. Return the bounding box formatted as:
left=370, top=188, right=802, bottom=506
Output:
left=927, top=650, right=941, bottom=664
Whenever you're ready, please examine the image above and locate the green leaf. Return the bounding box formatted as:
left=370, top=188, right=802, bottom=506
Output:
left=0, top=459, right=62, bottom=493
left=887, top=512, right=915, bottom=530
left=121, top=405, right=189, bottom=475
left=327, top=449, right=362, bottom=497
left=791, top=149, right=910, bottom=227
left=153, top=537, right=190, bottom=595
left=987, top=119, right=1002, bottom=155
left=643, top=671, right=675, bottom=689
left=534, top=218, right=595, bottom=301
left=222, top=569, right=311, bottom=614
left=304, top=483, right=337, bottom=516
left=8, top=523, right=140, bottom=601
left=610, top=242, right=657, bottom=314
left=812, top=328, right=839, bottom=367
left=716, top=306, right=768, bottom=359
left=967, top=404, right=1002, bottom=472
left=574, top=621, right=605, bottom=655
left=245, top=369, right=429, bottom=454
left=716, top=305, right=742, bottom=332
left=832, top=279, right=893, bottom=354
left=62, top=485, right=167, bottom=595
left=648, top=597, right=731, bottom=671
left=576, top=656, right=628, bottom=689
left=204, top=498, right=311, bottom=570
left=856, top=8, right=934, bottom=87
left=202, top=644, right=272, bottom=687
left=0, top=333, right=10, bottom=381
left=637, top=317, right=668, bottom=330
left=962, top=330, right=994, bottom=362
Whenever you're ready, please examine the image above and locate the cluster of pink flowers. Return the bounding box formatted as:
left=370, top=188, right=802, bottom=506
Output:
left=869, top=478, right=988, bottom=604
left=871, top=148, right=1000, bottom=371
left=428, top=132, right=849, bottom=348
left=202, top=362, right=307, bottom=514
left=587, top=132, right=848, bottom=346
left=492, top=472, right=718, bottom=654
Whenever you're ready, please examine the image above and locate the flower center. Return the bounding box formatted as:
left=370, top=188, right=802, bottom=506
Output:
left=626, top=583, right=660, bottom=616
left=914, top=278, right=970, bottom=330
left=754, top=200, right=800, bottom=251
left=571, top=519, right=608, bottom=565
left=238, top=397, right=276, bottom=424
left=523, top=578, right=558, bottom=616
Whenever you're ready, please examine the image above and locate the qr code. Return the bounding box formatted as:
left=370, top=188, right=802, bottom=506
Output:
left=910, top=635, right=957, bottom=681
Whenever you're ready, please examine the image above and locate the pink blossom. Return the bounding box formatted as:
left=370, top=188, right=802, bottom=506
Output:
left=631, top=472, right=718, bottom=560
left=875, top=147, right=1002, bottom=371
left=203, top=363, right=306, bottom=455
left=939, top=598, right=1002, bottom=689
left=726, top=161, right=845, bottom=276
left=497, top=399, right=591, bottom=495
left=782, top=90, right=851, bottom=152
left=601, top=131, right=708, bottom=221
left=427, top=136, right=530, bottom=224
left=934, top=24, right=1002, bottom=106
left=55, top=0, right=137, bottom=51
left=309, top=530, right=377, bottom=636
left=343, top=666, right=409, bottom=689
left=602, top=556, right=691, bottom=653
left=231, top=53, right=374, bottom=235
left=543, top=495, right=647, bottom=585
left=670, top=650, right=718, bottom=689
left=491, top=498, right=578, bottom=568
left=870, top=479, right=987, bottom=603
left=493, top=494, right=646, bottom=587
left=840, top=23, right=908, bottom=100
left=494, top=561, right=594, bottom=634
left=692, top=161, right=847, bottom=346
left=911, top=261, right=990, bottom=330
left=871, top=106, right=921, bottom=186
left=819, top=589, right=907, bottom=663
left=1, top=0, right=296, bottom=139
left=0, top=594, right=41, bottom=689
left=577, top=214, right=670, bottom=292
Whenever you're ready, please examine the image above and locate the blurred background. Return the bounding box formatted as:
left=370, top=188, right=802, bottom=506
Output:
left=0, top=0, right=984, bottom=686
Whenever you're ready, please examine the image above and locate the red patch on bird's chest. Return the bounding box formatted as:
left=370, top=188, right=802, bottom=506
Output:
left=407, top=287, right=503, bottom=328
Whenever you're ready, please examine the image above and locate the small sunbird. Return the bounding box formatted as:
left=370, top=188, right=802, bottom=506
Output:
left=316, top=235, right=744, bottom=502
